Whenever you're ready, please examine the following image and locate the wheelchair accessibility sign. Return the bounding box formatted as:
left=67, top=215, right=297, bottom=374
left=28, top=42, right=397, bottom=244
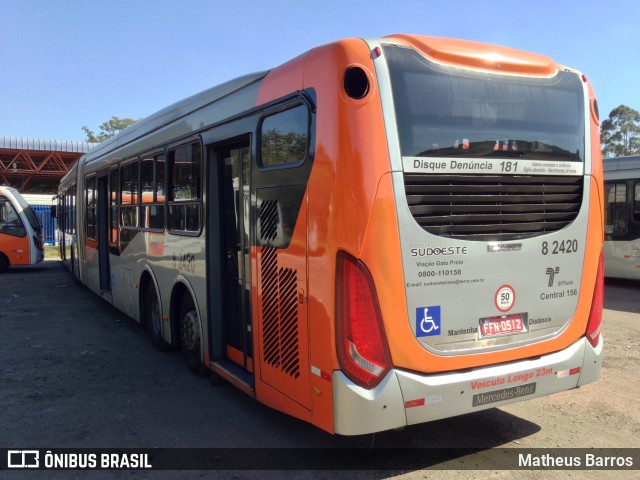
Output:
left=416, top=306, right=441, bottom=337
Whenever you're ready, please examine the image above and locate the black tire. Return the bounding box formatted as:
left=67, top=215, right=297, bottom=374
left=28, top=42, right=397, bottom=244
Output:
left=179, top=294, right=207, bottom=376
left=0, top=253, right=8, bottom=273
left=144, top=283, right=169, bottom=351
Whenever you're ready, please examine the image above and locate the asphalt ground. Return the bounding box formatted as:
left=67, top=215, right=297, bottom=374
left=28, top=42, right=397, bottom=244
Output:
left=1, top=259, right=638, bottom=479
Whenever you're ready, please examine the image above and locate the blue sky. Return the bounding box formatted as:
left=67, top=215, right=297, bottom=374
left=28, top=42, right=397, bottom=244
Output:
left=1, top=0, right=637, bottom=142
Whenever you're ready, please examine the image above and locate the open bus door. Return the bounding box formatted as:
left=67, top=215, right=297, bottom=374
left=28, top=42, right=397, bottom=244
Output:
left=207, top=135, right=255, bottom=393
left=97, top=175, right=112, bottom=298
left=206, top=127, right=311, bottom=411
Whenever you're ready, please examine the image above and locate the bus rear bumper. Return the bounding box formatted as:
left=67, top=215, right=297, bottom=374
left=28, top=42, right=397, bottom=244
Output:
left=333, top=336, right=602, bottom=435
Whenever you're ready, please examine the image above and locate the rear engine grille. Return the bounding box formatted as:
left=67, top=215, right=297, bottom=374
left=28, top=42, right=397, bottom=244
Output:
left=403, top=174, right=583, bottom=241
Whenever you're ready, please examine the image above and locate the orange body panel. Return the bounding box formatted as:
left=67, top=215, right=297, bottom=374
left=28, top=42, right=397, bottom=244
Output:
left=252, top=49, right=312, bottom=427
left=226, top=345, right=253, bottom=373
left=0, top=233, right=31, bottom=266
left=252, top=35, right=603, bottom=432
left=252, top=38, right=395, bottom=433
left=388, top=34, right=558, bottom=76
left=303, top=39, right=401, bottom=433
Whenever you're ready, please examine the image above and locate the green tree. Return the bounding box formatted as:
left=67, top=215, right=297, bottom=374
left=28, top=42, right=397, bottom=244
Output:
left=82, top=116, right=139, bottom=143
left=600, top=105, right=640, bottom=158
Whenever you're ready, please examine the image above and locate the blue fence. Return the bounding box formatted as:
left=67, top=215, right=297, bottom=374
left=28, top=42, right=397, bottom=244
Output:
left=31, top=204, right=57, bottom=245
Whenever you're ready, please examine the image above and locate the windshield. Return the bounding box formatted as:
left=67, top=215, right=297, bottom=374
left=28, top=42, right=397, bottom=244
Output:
left=8, top=190, right=42, bottom=232
left=384, top=45, right=585, bottom=162
left=23, top=206, right=42, bottom=232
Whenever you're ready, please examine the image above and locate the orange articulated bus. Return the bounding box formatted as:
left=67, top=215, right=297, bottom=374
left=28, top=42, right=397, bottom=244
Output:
left=0, top=186, right=44, bottom=273
left=57, top=34, right=603, bottom=435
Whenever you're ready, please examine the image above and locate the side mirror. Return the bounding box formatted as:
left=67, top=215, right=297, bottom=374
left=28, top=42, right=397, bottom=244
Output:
left=50, top=205, right=57, bottom=218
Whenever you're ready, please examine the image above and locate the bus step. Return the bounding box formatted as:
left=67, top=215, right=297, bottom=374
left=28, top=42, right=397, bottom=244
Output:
left=210, top=360, right=255, bottom=397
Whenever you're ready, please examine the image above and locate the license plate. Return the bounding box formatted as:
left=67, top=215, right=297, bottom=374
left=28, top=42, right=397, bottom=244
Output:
left=479, top=313, right=527, bottom=338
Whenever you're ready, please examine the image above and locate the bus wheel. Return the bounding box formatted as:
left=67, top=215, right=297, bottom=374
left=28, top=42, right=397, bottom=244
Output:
left=0, top=253, right=8, bottom=273
left=144, top=284, right=168, bottom=351
left=179, top=295, right=207, bottom=376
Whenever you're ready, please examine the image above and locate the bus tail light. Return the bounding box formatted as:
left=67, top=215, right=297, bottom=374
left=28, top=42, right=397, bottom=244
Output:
left=586, top=252, right=604, bottom=347
left=335, top=252, right=391, bottom=389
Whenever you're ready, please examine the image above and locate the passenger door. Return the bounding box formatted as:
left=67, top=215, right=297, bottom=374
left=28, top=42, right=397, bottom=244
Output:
left=218, top=139, right=253, bottom=369
left=97, top=175, right=111, bottom=296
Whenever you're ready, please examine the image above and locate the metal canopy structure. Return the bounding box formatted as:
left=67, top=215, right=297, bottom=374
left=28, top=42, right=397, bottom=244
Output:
left=0, top=136, right=95, bottom=193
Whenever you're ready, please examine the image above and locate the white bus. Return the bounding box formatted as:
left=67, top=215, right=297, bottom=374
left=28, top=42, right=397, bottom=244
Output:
left=603, top=155, right=640, bottom=279
left=0, top=186, right=44, bottom=272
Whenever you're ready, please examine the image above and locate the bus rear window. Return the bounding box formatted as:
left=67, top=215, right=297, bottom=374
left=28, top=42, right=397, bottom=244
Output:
left=384, top=45, right=585, bottom=162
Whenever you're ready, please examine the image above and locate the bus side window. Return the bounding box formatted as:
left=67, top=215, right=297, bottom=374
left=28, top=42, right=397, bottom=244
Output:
left=85, top=176, right=97, bottom=239
left=605, top=182, right=627, bottom=236
left=120, top=160, right=139, bottom=229
left=71, top=185, right=76, bottom=235
left=140, top=153, right=165, bottom=231
left=259, top=104, right=309, bottom=168
left=109, top=168, right=119, bottom=247
left=168, top=142, right=201, bottom=234
left=0, top=196, right=26, bottom=237
left=634, top=183, right=640, bottom=222
left=151, top=154, right=166, bottom=230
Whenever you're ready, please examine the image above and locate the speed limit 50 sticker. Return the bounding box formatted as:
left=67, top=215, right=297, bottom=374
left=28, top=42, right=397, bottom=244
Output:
left=495, top=285, right=516, bottom=312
